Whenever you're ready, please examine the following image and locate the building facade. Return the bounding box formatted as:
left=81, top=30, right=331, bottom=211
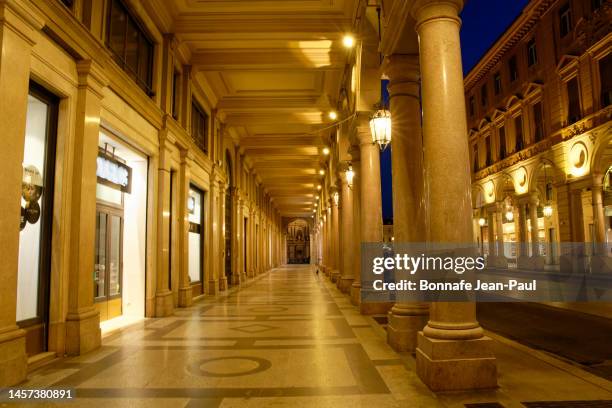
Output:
left=467, top=0, right=612, bottom=270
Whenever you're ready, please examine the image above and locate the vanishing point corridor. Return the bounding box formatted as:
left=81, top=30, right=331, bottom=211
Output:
left=16, top=265, right=612, bottom=407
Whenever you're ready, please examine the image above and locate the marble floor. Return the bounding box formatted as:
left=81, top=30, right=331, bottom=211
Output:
left=6, top=265, right=612, bottom=407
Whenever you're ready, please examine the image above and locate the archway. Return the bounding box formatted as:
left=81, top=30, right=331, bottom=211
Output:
left=286, top=218, right=310, bottom=264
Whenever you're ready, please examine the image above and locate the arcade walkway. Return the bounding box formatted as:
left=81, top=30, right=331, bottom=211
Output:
left=18, top=266, right=612, bottom=407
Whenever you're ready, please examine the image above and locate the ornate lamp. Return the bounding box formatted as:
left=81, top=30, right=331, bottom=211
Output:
left=369, top=106, right=392, bottom=150
left=345, top=165, right=355, bottom=187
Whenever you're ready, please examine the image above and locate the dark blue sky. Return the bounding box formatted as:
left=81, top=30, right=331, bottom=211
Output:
left=380, top=0, right=529, bottom=222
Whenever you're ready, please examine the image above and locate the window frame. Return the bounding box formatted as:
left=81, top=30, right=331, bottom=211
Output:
left=105, top=0, right=155, bottom=96
left=527, top=38, right=538, bottom=67
left=559, top=3, right=572, bottom=38
left=191, top=99, right=209, bottom=154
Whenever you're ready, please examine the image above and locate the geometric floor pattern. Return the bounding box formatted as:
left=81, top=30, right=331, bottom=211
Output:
left=11, top=265, right=612, bottom=407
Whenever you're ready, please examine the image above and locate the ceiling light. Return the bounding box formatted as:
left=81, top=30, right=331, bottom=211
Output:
left=322, top=147, right=330, bottom=155
left=328, top=111, right=337, bottom=120
left=342, top=34, right=355, bottom=48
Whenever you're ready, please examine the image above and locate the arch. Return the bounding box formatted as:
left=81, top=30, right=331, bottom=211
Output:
left=286, top=218, right=311, bottom=264
left=472, top=184, right=486, bottom=208
left=495, top=172, right=516, bottom=201
left=477, top=118, right=490, bottom=131
left=529, top=158, right=565, bottom=194
left=590, top=125, right=612, bottom=176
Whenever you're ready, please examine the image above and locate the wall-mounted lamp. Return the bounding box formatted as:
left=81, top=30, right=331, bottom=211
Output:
left=322, top=147, right=330, bottom=155
left=370, top=106, right=392, bottom=150
left=345, top=165, right=355, bottom=187
left=319, top=169, right=325, bottom=175
left=333, top=192, right=339, bottom=205
left=316, top=185, right=322, bottom=190
left=328, top=111, right=337, bottom=120
left=342, top=34, right=355, bottom=48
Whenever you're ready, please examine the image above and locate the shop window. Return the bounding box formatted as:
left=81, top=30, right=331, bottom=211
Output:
left=494, top=72, right=502, bottom=95
left=599, top=54, right=612, bottom=107
left=509, top=55, right=519, bottom=82
left=17, top=83, right=58, bottom=355
left=533, top=101, right=544, bottom=142
left=191, top=100, right=209, bottom=153
left=172, top=70, right=180, bottom=120
left=499, top=125, right=506, bottom=159
left=559, top=3, right=572, bottom=38
left=566, top=77, right=581, bottom=124
left=469, top=95, right=475, bottom=117
left=106, top=0, right=154, bottom=95
left=514, top=115, right=524, bottom=151
left=481, top=84, right=488, bottom=107
left=188, top=186, right=204, bottom=284
left=527, top=39, right=538, bottom=67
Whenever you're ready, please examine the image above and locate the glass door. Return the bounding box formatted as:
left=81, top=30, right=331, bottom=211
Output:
left=94, top=205, right=123, bottom=321
left=17, top=83, right=58, bottom=356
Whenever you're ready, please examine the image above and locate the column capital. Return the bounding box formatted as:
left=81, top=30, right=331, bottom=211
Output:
left=76, top=60, right=108, bottom=96
left=411, top=0, right=464, bottom=28
left=383, top=54, right=420, bottom=84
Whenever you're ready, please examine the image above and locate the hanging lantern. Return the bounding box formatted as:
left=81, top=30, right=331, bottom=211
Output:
left=333, top=191, right=339, bottom=205
left=369, top=107, right=392, bottom=150
left=505, top=209, right=514, bottom=222
left=478, top=217, right=486, bottom=227
left=345, top=165, right=355, bottom=187
left=543, top=204, right=553, bottom=218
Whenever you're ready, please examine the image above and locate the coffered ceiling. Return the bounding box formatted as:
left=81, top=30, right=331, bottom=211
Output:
left=148, top=0, right=358, bottom=217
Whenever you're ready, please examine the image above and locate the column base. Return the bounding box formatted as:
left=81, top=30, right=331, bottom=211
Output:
left=231, top=273, right=241, bottom=286
left=360, top=301, right=393, bottom=315
left=65, top=307, right=101, bottom=356
left=240, top=272, right=248, bottom=284
left=178, top=286, right=193, bottom=307
left=387, top=307, right=429, bottom=352
left=488, top=255, right=508, bottom=268
left=219, top=276, right=228, bottom=291
left=338, top=277, right=355, bottom=294
left=0, top=326, right=27, bottom=386
left=155, top=290, right=174, bottom=317
left=330, top=270, right=340, bottom=283
left=248, top=269, right=255, bottom=278
left=208, top=279, right=218, bottom=295
left=416, top=332, right=497, bottom=391
left=350, top=284, right=361, bottom=306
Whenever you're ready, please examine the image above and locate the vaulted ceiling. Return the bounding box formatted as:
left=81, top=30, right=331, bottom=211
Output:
left=150, top=0, right=359, bottom=217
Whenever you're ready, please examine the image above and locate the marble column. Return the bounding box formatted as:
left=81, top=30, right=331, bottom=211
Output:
left=207, top=171, right=219, bottom=294
left=487, top=207, right=495, bottom=257
left=412, top=0, right=497, bottom=391
left=356, top=117, right=388, bottom=315
left=330, top=190, right=341, bottom=283
left=0, top=2, right=43, bottom=385
left=155, top=133, right=175, bottom=316
left=516, top=200, right=529, bottom=268
left=338, top=169, right=355, bottom=293
left=592, top=173, right=606, bottom=255
left=65, top=61, right=109, bottom=351
left=219, top=183, right=228, bottom=290
left=494, top=202, right=508, bottom=267
left=350, top=152, right=362, bottom=306
left=384, top=54, right=429, bottom=351
left=177, top=150, right=193, bottom=307
left=528, top=194, right=545, bottom=270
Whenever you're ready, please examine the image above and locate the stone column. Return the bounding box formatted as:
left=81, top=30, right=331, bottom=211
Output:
left=592, top=173, right=605, bottom=255
left=218, top=183, right=228, bottom=290
left=412, top=0, right=497, bottom=391
left=384, top=54, right=429, bottom=351
left=487, top=207, right=495, bottom=257
left=338, top=169, right=355, bottom=293
left=0, top=2, right=43, bottom=385
left=494, top=202, right=508, bottom=267
left=65, top=60, right=109, bottom=350
left=350, top=152, right=362, bottom=306
left=356, top=117, right=387, bottom=315
left=330, top=190, right=341, bottom=283
left=516, top=200, right=529, bottom=268
left=528, top=194, right=545, bottom=270
left=177, top=150, right=193, bottom=307
left=207, top=171, right=219, bottom=294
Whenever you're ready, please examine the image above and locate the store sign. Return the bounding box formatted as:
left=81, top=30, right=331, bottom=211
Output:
left=97, top=154, right=132, bottom=193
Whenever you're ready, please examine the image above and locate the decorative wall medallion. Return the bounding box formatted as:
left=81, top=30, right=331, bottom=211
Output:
left=569, top=142, right=588, bottom=176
